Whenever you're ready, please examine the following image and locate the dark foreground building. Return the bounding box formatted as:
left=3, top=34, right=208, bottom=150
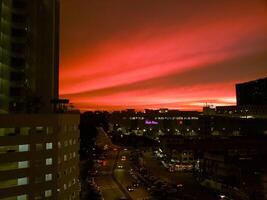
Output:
left=0, top=0, right=80, bottom=199
left=236, top=77, right=267, bottom=106
left=0, top=0, right=59, bottom=113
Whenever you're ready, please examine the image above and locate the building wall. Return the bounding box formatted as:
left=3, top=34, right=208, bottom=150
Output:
left=0, top=114, right=80, bottom=200
left=0, top=0, right=59, bottom=113
left=236, top=77, right=267, bottom=106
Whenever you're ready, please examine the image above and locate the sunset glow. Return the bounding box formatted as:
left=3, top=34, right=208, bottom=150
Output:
left=60, top=0, right=267, bottom=111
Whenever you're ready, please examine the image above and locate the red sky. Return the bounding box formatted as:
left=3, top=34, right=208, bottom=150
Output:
left=60, top=0, right=267, bottom=111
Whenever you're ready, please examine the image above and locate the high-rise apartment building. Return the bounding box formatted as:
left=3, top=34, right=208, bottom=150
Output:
left=0, top=0, right=59, bottom=113
left=236, top=77, right=267, bottom=106
left=0, top=0, right=80, bottom=199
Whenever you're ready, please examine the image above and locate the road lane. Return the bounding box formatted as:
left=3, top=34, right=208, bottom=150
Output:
left=94, top=128, right=126, bottom=200
left=114, top=150, right=151, bottom=200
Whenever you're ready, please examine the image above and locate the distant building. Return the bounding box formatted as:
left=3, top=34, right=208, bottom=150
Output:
left=199, top=149, right=267, bottom=200
left=236, top=77, right=267, bottom=106
left=214, top=77, right=267, bottom=118
left=215, top=105, right=267, bottom=118
left=110, top=109, right=200, bottom=136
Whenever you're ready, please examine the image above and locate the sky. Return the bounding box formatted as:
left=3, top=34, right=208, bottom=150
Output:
left=60, top=0, right=267, bottom=111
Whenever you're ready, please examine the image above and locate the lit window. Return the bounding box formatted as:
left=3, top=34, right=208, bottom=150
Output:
left=58, top=142, right=61, bottom=148
left=18, top=161, right=29, bottom=169
left=73, top=152, right=76, bottom=158
left=45, top=190, right=52, bottom=197
left=18, top=177, right=28, bottom=185
left=45, top=174, right=52, bottom=181
left=64, top=184, right=67, bottom=190
left=64, top=155, right=67, bottom=161
left=36, top=127, right=44, bottom=133
left=46, top=158, right=52, bottom=165
left=46, top=143, right=53, bottom=150
left=17, top=194, right=28, bottom=200
left=69, top=139, right=72, bottom=145
left=19, top=144, right=29, bottom=152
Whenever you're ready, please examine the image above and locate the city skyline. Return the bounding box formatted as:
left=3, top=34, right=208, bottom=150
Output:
left=60, top=0, right=267, bottom=111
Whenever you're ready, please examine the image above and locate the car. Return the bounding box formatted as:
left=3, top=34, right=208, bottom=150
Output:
left=117, top=164, right=123, bottom=169
left=121, top=155, right=126, bottom=161
left=132, top=182, right=139, bottom=187
left=127, top=186, right=134, bottom=192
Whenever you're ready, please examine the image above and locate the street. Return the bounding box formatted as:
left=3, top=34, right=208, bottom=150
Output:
left=94, top=128, right=218, bottom=200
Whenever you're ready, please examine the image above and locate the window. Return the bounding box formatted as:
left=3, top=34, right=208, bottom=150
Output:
left=45, top=174, right=52, bottom=181
left=64, top=155, right=67, bottom=161
left=46, top=127, right=53, bottom=135
left=17, top=194, right=28, bottom=200
left=63, top=126, right=67, bottom=132
left=46, top=158, right=52, bottom=165
left=36, top=127, right=44, bottom=133
left=19, top=144, right=29, bottom=152
left=0, top=128, right=30, bottom=137
left=74, top=125, right=78, bottom=131
left=58, top=142, right=61, bottom=148
left=18, top=161, right=29, bottom=169
left=45, top=190, right=52, bottom=197
left=35, top=176, right=42, bottom=183
left=36, top=144, right=43, bottom=151
left=18, top=177, right=28, bottom=185
left=34, top=195, right=42, bottom=200
left=73, top=152, right=76, bottom=158
left=20, top=127, right=30, bottom=136
left=64, top=184, right=67, bottom=190
left=46, top=143, right=53, bottom=150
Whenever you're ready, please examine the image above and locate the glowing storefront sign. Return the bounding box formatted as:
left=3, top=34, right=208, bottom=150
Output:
left=145, top=120, right=158, bottom=125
